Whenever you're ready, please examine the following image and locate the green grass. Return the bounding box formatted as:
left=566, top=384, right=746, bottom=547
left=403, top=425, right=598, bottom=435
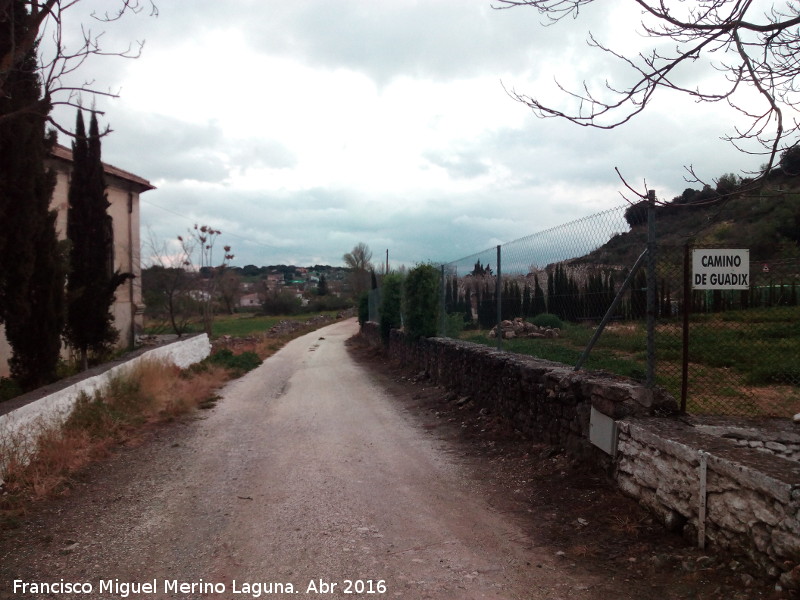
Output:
left=211, top=311, right=340, bottom=338
left=145, top=311, right=341, bottom=339
left=462, top=332, right=648, bottom=381
left=210, top=314, right=288, bottom=337
left=205, top=348, right=262, bottom=376
left=459, top=304, right=800, bottom=415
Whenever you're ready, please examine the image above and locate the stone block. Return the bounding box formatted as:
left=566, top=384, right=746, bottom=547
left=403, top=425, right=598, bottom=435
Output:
left=771, top=529, right=800, bottom=561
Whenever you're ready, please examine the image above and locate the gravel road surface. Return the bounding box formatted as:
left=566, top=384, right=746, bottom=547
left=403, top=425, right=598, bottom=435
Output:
left=2, top=319, right=612, bottom=599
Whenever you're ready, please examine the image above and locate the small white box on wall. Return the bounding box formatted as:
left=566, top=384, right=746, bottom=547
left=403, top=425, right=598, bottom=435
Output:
left=590, top=406, right=618, bottom=456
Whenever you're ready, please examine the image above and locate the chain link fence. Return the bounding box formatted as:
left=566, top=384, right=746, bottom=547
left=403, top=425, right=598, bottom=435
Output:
left=430, top=203, right=799, bottom=417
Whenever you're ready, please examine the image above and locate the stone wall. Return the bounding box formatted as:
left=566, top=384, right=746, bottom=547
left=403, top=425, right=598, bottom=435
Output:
left=617, top=417, right=800, bottom=582
left=362, top=323, right=800, bottom=581
left=362, top=323, right=676, bottom=462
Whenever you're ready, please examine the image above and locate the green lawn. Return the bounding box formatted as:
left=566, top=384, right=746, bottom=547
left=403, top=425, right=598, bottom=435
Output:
left=145, top=311, right=342, bottom=339
left=459, top=305, right=800, bottom=416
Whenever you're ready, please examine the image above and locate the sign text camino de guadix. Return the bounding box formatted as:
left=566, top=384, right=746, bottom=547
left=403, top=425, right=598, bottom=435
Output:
left=692, top=249, right=750, bottom=290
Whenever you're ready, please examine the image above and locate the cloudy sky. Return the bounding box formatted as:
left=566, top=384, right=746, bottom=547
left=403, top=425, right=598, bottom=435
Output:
left=48, top=0, right=761, bottom=269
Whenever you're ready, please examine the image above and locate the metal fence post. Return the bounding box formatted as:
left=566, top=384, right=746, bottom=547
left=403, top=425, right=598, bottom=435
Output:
left=646, top=190, right=657, bottom=388
left=575, top=249, right=648, bottom=371
left=496, top=245, right=502, bottom=351
left=681, top=241, right=692, bottom=412
left=439, top=265, right=446, bottom=337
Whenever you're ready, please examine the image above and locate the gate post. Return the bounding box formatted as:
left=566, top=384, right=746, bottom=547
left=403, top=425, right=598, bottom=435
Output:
left=646, top=190, right=657, bottom=388
left=496, top=245, right=502, bottom=351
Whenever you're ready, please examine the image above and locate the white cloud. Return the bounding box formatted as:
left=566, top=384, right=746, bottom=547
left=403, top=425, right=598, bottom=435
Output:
left=52, top=0, right=775, bottom=269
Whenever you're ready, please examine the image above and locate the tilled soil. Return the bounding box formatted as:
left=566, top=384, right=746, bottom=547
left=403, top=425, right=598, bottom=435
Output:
left=345, top=336, right=791, bottom=600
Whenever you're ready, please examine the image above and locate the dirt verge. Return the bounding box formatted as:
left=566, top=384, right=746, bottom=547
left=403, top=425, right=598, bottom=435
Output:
left=347, top=334, right=792, bottom=600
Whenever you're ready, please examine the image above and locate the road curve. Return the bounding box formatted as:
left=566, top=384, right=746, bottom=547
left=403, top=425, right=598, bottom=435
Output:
left=1, top=318, right=604, bottom=600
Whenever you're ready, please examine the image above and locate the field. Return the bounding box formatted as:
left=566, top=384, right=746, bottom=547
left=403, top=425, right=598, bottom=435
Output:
left=145, top=311, right=342, bottom=339
left=461, top=306, right=800, bottom=416
left=210, top=312, right=340, bottom=337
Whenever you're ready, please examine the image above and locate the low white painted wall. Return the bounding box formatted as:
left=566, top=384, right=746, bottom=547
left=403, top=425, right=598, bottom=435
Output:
left=0, top=335, right=211, bottom=473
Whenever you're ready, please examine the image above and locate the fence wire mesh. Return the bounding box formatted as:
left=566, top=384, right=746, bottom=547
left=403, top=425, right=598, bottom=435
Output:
left=437, top=204, right=799, bottom=417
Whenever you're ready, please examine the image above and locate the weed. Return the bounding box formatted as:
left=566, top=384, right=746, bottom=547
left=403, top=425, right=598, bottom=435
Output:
left=0, top=358, right=230, bottom=525
left=207, top=348, right=261, bottom=375
left=528, top=313, right=564, bottom=330
left=0, top=377, right=21, bottom=403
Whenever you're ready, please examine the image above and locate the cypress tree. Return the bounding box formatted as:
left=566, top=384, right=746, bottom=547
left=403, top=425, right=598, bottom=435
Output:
left=317, top=274, right=328, bottom=296
left=444, top=276, right=454, bottom=313
left=513, top=281, right=522, bottom=319
left=0, top=1, right=65, bottom=389
left=64, top=110, right=131, bottom=369
left=521, top=283, right=531, bottom=319
left=478, top=283, right=494, bottom=329
left=454, top=278, right=465, bottom=315
left=533, top=274, right=546, bottom=316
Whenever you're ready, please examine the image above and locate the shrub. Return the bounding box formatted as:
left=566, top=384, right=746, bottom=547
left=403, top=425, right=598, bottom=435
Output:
left=379, top=272, right=404, bottom=345
left=529, top=313, right=564, bottom=330
left=207, top=349, right=262, bottom=375
left=358, top=291, right=369, bottom=326
left=0, top=377, right=22, bottom=403
left=305, top=294, right=351, bottom=313
left=404, top=263, right=440, bottom=340
left=261, top=290, right=302, bottom=316
left=445, top=313, right=465, bottom=338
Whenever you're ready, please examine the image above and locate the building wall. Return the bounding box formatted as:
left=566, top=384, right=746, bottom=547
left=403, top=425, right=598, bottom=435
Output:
left=0, top=156, right=149, bottom=379
left=105, top=181, right=144, bottom=349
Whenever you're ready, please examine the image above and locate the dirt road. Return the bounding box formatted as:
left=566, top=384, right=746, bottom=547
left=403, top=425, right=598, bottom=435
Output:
left=1, top=318, right=609, bottom=600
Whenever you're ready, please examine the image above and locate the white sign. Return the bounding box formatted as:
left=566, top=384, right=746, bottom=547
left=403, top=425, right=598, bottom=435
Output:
left=692, top=249, right=750, bottom=290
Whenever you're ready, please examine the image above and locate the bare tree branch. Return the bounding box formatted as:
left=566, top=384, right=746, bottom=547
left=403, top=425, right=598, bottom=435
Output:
left=495, top=0, right=800, bottom=180
left=0, top=0, right=156, bottom=132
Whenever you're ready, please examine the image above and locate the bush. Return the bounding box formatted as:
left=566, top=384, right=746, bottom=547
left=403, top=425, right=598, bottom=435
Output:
left=305, top=294, right=351, bottom=313
left=445, top=313, right=464, bottom=338
left=358, top=291, right=369, bottom=326
left=529, top=313, right=564, bottom=330
left=0, top=377, right=22, bottom=403
left=379, top=272, right=404, bottom=345
left=207, top=349, right=262, bottom=375
left=404, top=263, right=439, bottom=340
left=261, top=290, right=302, bottom=316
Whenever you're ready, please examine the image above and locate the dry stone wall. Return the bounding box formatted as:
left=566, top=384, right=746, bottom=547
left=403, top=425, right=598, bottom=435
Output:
left=617, top=417, right=800, bottom=582
left=363, top=323, right=676, bottom=463
left=361, top=322, right=800, bottom=581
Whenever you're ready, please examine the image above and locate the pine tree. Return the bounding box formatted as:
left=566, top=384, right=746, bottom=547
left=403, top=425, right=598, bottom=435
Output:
left=64, top=110, right=131, bottom=370
left=0, top=1, right=65, bottom=389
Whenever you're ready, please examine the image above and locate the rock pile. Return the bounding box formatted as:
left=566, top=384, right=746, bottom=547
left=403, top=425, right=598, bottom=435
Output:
left=266, top=315, right=332, bottom=336
left=488, top=318, right=560, bottom=340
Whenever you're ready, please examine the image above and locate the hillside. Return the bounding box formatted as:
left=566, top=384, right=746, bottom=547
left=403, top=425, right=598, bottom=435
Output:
left=578, top=177, right=800, bottom=268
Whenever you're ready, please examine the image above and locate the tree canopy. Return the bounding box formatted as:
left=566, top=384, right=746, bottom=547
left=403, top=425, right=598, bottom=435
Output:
left=0, top=1, right=157, bottom=133
left=0, top=0, right=64, bottom=388
left=64, top=110, right=132, bottom=368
